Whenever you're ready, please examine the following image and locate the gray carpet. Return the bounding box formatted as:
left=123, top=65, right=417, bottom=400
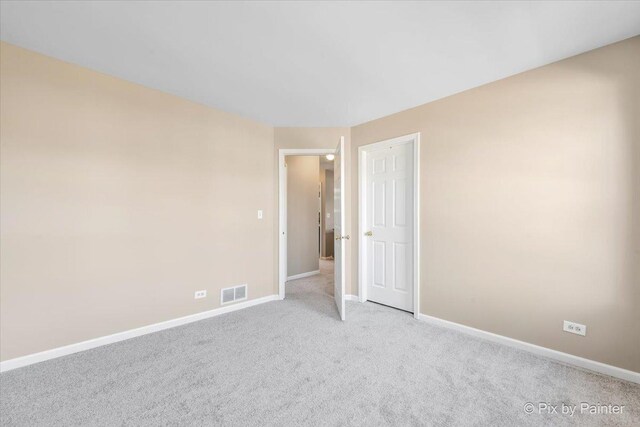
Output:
left=1, top=260, right=639, bottom=426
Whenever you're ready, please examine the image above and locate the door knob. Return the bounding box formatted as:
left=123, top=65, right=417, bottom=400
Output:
left=335, top=236, right=341, bottom=241
left=364, top=231, right=372, bottom=237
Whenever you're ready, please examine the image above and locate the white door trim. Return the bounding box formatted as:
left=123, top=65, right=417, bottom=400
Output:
left=358, top=133, right=421, bottom=318
left=278, top=148, right=336, bottom=300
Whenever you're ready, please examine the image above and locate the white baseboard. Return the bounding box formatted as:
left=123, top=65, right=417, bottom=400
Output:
left=417, top=313, right=639, bottom=384
left=0, top=294, right=280, bottom=373
left=6, top=296, right=635, bottom=385
left=286, top=270, right=320, bottom=281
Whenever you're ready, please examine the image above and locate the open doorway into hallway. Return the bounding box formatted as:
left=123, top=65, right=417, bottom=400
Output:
left=283, top=154, right=335, bottom=299
left=319, top=155, right=335, bottom=262
left=278, top=138, right=347, bottom=320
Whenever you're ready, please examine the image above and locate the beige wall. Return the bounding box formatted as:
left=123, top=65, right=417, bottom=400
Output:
left=351, top=36, right=640, bottom=372
left=286, top=156, right=320, bottom=276
left=0, top=42, right=275, bottom=361
left=319, top=166, right=334, bottom=259
left=324, top=169, right=334, bottom=233
left=2, top=36, right=638, bottom=374
left=319, top=167, right=326, bottom=257
left=273, top=128, right=353, bottom=293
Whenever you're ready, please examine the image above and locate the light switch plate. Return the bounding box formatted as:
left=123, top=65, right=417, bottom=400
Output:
left=257, top=210, right=263, bottom=219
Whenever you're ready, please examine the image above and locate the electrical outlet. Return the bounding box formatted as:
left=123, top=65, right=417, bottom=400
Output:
left=563, top=320, right=586, bottom=336
left=194, top=290, right=207, bottom=299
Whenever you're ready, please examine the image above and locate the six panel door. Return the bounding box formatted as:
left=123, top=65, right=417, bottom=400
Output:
left=365, top=142, right=414, bottom=312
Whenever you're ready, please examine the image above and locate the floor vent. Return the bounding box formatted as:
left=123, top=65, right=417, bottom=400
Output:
left=221, top=284, right=248, bottom=304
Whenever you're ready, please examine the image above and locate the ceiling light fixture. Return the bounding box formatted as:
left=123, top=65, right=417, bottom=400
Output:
left=326, top=154, right=335, bottom=161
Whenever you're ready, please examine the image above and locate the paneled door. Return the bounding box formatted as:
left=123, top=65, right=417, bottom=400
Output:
left=365, top=142, right=414, bottom=311
left=334, top=136, right=346, bottom=320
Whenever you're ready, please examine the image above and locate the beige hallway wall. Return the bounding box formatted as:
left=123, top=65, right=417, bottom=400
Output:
left=319, top=166, right=335, bottom=259
left=286, top=156, right=320, bottom=277
left=325, top=170, right=335, bottom=259
left=0, top=42, right=275, bottom=361
left=324, top=169, right=334, bottom=236
left=351, top=36, right=640, bottom=372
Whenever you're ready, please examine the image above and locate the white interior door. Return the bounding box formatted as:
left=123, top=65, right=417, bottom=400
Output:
left=365, top=142, right=414, bottom=312
left=334, top=136, right=346, bottom=320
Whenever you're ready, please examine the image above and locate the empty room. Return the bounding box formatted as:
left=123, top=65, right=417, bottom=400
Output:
left=1, top=1, right=639, bottom=425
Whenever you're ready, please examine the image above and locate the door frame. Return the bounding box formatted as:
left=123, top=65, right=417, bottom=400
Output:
left=278, top=148, right=336, bottom=300
left=358, top=133, right=421, bottom=318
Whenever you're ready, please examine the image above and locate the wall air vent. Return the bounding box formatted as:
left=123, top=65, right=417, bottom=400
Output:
left=221, top=284, right=248, bottom=304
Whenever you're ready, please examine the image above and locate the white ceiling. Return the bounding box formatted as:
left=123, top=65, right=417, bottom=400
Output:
left=1, top=1, right=639, bottom=127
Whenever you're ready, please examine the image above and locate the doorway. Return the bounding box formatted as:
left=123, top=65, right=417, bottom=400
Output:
left=358, top=133, right=420, bottom=317
left=278, top=138, right=347, bottom=320
left=319, top=157, right=335, bottom=261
